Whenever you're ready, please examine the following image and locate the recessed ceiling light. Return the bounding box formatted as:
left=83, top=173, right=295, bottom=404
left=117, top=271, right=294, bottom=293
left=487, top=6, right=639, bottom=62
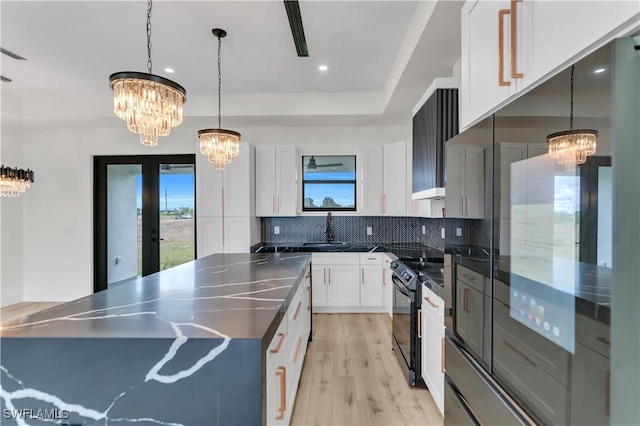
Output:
left=164, top=67, right=175, bottom=73
left=318, top=65, right=328, bottom=71
left=594, top=68, right=606, bottom=74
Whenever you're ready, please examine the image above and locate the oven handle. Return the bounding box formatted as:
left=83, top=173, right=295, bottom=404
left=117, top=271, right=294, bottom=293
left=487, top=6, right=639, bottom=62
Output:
left=392, top=274, right=411, bottom=298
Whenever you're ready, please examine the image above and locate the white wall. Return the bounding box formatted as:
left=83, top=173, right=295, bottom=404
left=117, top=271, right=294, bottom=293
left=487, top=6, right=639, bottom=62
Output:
left=0, top=88, right=25, bottom=307
left=19, top=120, right=410, bottom=302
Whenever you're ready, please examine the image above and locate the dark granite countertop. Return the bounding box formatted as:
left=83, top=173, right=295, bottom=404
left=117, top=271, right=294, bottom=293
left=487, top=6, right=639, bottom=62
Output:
left=451, top=253, right=611, bottom=324
left=251, top=241, right=444, bottom=259
left=0, top=253, right=311, bottom=340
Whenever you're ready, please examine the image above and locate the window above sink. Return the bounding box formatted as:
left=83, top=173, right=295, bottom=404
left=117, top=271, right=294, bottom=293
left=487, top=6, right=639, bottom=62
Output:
left=302, top=155, right=357, bottom=212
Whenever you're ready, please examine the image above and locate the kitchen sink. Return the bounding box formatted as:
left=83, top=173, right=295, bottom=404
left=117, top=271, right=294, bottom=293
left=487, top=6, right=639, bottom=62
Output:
left=302, top=242, right=350, bottom=247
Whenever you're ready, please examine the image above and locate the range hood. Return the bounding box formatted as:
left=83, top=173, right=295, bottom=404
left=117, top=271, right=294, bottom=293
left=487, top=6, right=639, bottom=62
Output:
left=412, top=81, right=459, bottom=200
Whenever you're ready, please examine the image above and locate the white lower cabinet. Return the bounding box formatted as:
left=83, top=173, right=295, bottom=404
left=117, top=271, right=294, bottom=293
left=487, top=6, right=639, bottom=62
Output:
left=266, top=266, right=311, bottom=426
left=421, top=284, right=445, bottom=416
left=312, top=253, right=387, bottom=312
left=383, top=254, right=395, bottom=317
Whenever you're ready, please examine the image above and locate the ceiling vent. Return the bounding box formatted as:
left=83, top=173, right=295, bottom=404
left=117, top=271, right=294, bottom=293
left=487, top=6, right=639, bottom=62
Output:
left=1, top=47, right=27, bottom=61
left=283, top=1, right=309, bottom=57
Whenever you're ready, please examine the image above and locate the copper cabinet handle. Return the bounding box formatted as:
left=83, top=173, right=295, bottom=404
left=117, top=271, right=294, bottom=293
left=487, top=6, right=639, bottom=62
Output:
left=383, top=269, right=386, bottom=285
left=306, top=286, right=311, bottom=310
left=323, top=268, right=327, bottom=285
left=510, top=0, right=523, bottom=78
left=269, top=333, right=286, bottom=354
left=293, top=336, right=303, bottom=363
left=425, top=296, right=439, bottom=309
left=275, top=366, right=287, bottom=420
left=605, top=370, right=611, bottom=417
left=463, top=288, right=470, bottom=313
left=498, top=8, right=511, bottom=86
left=361, top=268, right=365, bottom=285
left=503, top=339, right=537, bottom=367
left=272, top=194, right=276, bottom=214
left=328, top=268, right=331, bottom=285
left=441, top=337, right=445, bottom=373
left=417, top=309, right=422, bottom=338
left=293, top=301, right=302, bottom=320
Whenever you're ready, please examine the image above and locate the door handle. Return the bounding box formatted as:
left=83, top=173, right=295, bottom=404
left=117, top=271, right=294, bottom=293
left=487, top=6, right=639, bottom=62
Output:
left=498, top=8, right=511, bottom=86
left=151, top=238, right=164, bottom=242
left=510, top=0, right=524, bottom=78
left=362, top=268, right=365, bottom=285
left=275, top=366, right=287, bottom=420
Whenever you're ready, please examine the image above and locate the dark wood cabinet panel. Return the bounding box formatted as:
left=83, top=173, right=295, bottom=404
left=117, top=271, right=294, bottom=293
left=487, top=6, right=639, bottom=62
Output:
left=412, top=88, right=459, bottom=193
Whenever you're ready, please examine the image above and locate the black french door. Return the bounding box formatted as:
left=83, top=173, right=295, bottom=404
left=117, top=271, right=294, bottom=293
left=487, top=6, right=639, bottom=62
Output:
left=94, top=154, right=196, bottom=292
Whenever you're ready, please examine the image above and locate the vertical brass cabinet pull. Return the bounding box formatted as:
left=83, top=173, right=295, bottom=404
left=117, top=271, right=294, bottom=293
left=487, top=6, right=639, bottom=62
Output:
left=463, top=288, right=470, bottom=313
left=498, top=8, right=511, bottom=86
left=293, top=336, right=303, bottom=363
left=383, top=269, right=386, bottom=285
left=510, top=0, right=523, bottom=78
left=293, top=301, right=302, bottom=320
left=605, top=370, right=611, bottom=417
left=361, top=268, right=365, bottom=285
left=328, top=268, right=331, bottom=284
left=275, top=366, right=287, bottom=420
left=306, top=286, right=311, bottom=310
left=272, top=194, right=276, bottom=214
left=270, top=333, right=286, bottom=354
left=441, top=337, right=445, bottom=373
left=417, top=309, right=422, bottom=338
left=323, top=268, right=327, bottom=285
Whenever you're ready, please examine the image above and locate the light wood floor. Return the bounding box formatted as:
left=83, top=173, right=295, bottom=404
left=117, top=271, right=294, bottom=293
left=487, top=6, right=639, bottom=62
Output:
left=1, top=306, right=443, bottom=425
left=0, top=302, right=61, bottom=324
left=291, top=313, right=443, bottom=426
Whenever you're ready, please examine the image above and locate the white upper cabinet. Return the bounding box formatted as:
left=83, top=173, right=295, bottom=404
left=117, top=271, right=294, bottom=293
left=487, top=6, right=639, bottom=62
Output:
left=360, top=146, right=384, bottom=215
left=383, top=141, right=407, bottom=216
left=256, top=146, right=298, bottom=217
left=460, top=0, right=640, bottom=130
left=445, top=146, right=485, bottom=219
left=197, top=143, right=254, bottom=218
left=461, top=0, right=518, bottom=131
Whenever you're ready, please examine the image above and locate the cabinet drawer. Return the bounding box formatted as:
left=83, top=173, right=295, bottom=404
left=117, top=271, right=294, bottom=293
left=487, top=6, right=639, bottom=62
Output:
left=422, top=284, right=445, bottom=320
left=312, top=253, right=359, bottom=265
left=576, top=314, right=610, bottom=358
left=360, top=253, right=382, bottom=265
left=494, top=327, right=568, bottom=425
left=456, top=264, right=485, bottom=292
left=266, top=318, right=287, bottom=373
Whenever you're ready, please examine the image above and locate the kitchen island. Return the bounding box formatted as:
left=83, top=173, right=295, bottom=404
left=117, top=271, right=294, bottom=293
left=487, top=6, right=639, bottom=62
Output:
left=0, top=253, right=311, bottom=426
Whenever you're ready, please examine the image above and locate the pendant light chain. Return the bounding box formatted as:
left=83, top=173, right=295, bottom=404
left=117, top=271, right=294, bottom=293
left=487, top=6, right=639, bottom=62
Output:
left=146, top=0, right=153, bottom=73
left=569, top=65, right=574, bottom=130
left=217, top=34, right=222, bottom=129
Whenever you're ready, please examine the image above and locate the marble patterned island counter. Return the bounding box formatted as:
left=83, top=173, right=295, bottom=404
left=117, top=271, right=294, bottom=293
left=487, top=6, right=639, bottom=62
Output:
left=0, top=253, right=312, bottom=426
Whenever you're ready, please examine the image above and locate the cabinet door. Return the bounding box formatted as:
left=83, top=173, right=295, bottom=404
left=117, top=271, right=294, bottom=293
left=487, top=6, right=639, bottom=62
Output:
left=361, top=146, right=384, bottom=215
left=267, top=364, right=286, bottom=426
left=276, top=147, right=297, bottom=216
left=498, top=143, right=527, bottom=218
left=467, top=284, right=484, bottom=358
left=570, top=343, right=610, bottom=425
left=445, top=147, right=465, bottom=218
left=312, top=265, right=328, bottom=307
left=224, top=144, right=251, bottom=217
left=423, top=309, right=445, bottom=416
left=461, top=0, right=517, bottom=130
left=361, top=264, right=383, bottom=307
left=196, top=153, right=223, bottom=217
left=256, top=147, right=276, bottom=217
left=225, top=217, right=251, bottom=253
left=197, top=217, right=223, bottom=257
left=327, top=265, right=360, bottom=307
left=455, top=280, right=470, bottom=342
left=520, top=0, right=639, bottom=92
left=383, top=141, right=407, bottom=216
left=383, top=256, right=394, bottom=317
left=464, top=147, right=485, bottom=219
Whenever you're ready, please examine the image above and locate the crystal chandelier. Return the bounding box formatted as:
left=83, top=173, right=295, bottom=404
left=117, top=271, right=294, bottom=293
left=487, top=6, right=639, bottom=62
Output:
left=109, top=0, right=186, bottom=147
left=547, top=65, right=598, bottom=171
left=198, top=28, right=240, bottom=171
left=0, top=165, right=34, bottom=197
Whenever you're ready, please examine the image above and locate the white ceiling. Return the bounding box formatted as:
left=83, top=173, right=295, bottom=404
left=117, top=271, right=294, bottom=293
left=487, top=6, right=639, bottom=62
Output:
left=0, top=1, right=464, bottom=130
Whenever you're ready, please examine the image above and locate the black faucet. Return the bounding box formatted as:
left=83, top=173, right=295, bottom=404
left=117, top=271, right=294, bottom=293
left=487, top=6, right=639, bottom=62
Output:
left=324, top=212, right=335, bottom=243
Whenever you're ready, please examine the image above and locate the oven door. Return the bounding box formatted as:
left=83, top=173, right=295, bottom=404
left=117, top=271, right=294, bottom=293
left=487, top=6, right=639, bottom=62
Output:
left=392, top=274, right=413, bottom=368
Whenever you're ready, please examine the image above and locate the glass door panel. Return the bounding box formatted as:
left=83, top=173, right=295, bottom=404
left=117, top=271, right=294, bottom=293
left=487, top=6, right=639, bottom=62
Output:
left=106, top=164, right=142, bottom=285
left=159, top=164, right=195, bottom=271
